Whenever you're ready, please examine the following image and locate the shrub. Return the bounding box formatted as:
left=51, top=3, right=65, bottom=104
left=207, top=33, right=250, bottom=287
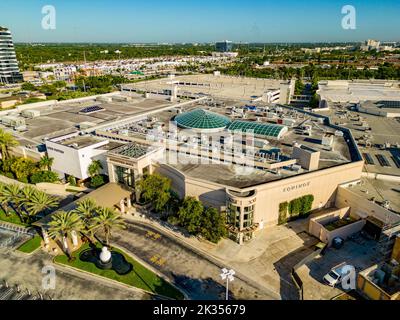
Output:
left=167, top=215, right=180, bottom=226
left=90, top=175, right=105, bottom=188
left=30, top=171, right=59, bottom=184
left=18, top=176, right=29, bottom=183
left=2, top=171, right=15, bottom=179
left=67, top=175, right=77, bottom=186
left=299, top=195, right=314, bottom=217
left=287, top=195, right=315, bottom=221
left=278, top=202, right=288, bottom=225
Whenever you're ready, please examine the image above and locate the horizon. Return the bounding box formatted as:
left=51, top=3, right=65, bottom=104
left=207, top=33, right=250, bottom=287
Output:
left=1, top=0, right=400, bottom=43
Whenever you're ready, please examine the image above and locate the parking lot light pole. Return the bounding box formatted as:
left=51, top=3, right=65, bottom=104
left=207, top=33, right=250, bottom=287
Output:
left=220, top=268, right=235, bottom=300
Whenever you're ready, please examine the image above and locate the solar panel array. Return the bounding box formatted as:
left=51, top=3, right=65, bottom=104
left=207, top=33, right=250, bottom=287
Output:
left=376, top=154, right=391, bottom=167
left=79, top=105, right=105, bottom=114
left=377, top=101, right=400, bottom=109
left=363, top=153, right=375, bottom=165
left=227, top=120, right=287, bottom=138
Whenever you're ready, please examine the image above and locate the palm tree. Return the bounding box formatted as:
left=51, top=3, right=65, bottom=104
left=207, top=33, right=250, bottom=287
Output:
left=0, top=128, right=19, bottom=161
left=47, top=210, right=84, bottom=255
left=87, top=160, right=103, bottom=178
left=18, top=185, right=37, bottom=218
left=73, top=198, right=99, bottom=242
left=3, top=184, right=22, bottom=208
left=0, top=183, right=10, bottom=215
left=38, top=155, right=54, bottom=171
left=74, top=198, right=98, bottom=223
left=92, top=207, right=126, bottom=246
left=2, top=184, right=23, bottom=221
left=25, top=190, right=59, bottom=223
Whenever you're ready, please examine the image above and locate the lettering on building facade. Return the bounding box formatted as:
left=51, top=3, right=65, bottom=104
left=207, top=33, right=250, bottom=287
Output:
left=282, top=181, right=311, bottom=193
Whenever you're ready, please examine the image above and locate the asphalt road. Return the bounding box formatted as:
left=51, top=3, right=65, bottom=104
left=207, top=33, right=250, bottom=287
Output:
left=111, top=220, right=278, bottom=300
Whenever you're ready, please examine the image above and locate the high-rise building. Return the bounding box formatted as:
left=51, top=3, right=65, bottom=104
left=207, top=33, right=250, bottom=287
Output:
left=0, top=26, right=23, bottom=84
left=215, top=40, right=233, bottom=52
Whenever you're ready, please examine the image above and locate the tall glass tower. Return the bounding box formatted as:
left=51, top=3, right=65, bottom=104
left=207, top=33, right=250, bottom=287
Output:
left=215, top=40, right=233, bottom=52
left=0, top=26, right=23, bottom=84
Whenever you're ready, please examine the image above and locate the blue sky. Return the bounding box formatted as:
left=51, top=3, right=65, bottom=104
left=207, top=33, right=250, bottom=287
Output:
left=1, top=0, right=399, bottom=43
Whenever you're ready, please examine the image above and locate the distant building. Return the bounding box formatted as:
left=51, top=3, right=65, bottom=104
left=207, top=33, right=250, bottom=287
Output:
left=0, top=26, right=23, bottom=84
left=216, top=40, right=233, bottom=53
left=54, top=66, right=77, bottom=81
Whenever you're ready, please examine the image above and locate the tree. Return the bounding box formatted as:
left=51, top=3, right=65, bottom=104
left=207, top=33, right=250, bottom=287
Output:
left=19, top=185, right=37, bottom=210
left=0, top=129, right=19, bottom=161
left=24, top=190, right=59, bottom=222
left=88, top=160, right=103, bottom=177
left=73, top=198, right=99, bottom=241
left=200, top=207, right=226, bottom=243
left=90, top=175, right=105, bottom=188
left=2, top=184, right=22, bottom=211
left=176, top=196, right=203, bottom=234
left=21, top=82, right=37, bottom=91
left=0, top=183, right=10, bottom=215
left=91, top=207, right=126, bottom=246
left=74, top=198, right=98, bottom=224
left=38, top=155, right=54, bottom=171
left=10, top=157, right=36, bottom=182
left=137, top=174, right=171, bottom=212
left=30, top=170, right=59, bottom=184
left=47, top=210, right=84, bottom=255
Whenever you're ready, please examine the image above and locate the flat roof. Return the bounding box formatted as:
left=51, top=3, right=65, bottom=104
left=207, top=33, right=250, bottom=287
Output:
left=102, top=98, right=353, bottom=188
left=123, top=74, right=292, bottom=100
left=1, top=93, right=173, bottom=145
left=350, top=177, right=400, bottom=214
left=318, top=80, right=400, bottom=102
left=57, top=135, right=105, bottom=149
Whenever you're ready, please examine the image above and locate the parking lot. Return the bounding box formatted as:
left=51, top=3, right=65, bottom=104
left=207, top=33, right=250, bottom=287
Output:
left=297, top=234, right=379, bottom=300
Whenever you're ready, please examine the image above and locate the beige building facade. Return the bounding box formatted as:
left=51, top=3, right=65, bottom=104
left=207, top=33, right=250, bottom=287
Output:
left=155, top=160, right=364, bottom=244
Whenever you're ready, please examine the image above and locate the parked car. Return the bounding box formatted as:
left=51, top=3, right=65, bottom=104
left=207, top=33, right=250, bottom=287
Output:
left=323, top=262, right=347, bottom=287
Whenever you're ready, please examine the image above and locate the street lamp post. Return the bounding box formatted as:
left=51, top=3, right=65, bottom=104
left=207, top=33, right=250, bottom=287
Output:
left=220, top=268, right=235, bottom=300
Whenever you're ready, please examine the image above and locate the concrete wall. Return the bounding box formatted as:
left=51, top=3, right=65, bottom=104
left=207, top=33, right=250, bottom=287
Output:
left=391, top=235, right=400, bottom=263
left=357, top=274, right=393, bottom=300
left=335, top=186, right=400, bottom=225
left=309, top=207, right=365, bottom=246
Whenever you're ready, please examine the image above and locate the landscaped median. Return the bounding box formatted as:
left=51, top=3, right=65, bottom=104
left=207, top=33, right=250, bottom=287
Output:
left=53, top=243, right=184, bottom=300
left=17, top=235, right=42, bottom=253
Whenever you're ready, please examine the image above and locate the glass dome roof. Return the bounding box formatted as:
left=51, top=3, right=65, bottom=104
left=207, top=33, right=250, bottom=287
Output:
left=174, top=108, right=231, bottom=131
left=227, top=120, right=288, bottom=139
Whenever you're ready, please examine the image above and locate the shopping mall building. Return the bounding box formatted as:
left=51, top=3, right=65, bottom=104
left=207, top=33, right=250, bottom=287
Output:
left=98, top=105, right=364, bottom=244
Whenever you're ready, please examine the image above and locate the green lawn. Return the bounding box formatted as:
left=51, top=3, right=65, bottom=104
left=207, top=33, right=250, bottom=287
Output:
left=54, top=243, right=184, bottom=300
left=0, top=209, right=27, bottom=226
left=17, top=235, right=42, bottom=253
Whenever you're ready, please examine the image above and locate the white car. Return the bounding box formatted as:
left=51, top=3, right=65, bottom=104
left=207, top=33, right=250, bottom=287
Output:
left=323, top=263, right=347, bottom=287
